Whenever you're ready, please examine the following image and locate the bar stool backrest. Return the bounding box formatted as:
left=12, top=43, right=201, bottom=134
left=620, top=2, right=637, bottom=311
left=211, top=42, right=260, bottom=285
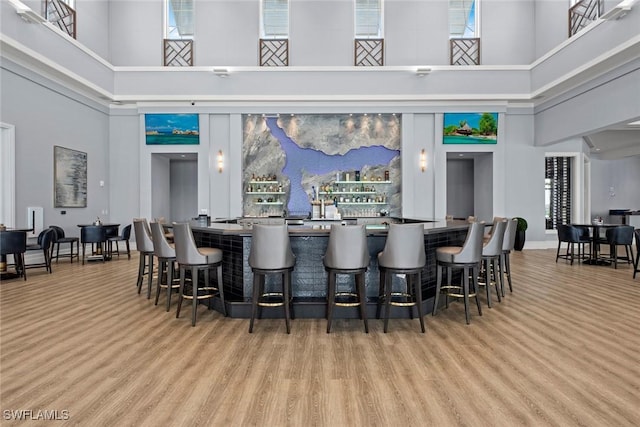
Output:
left=324, top=225, right=369, bottom=270
left=606, top=225, right=634, bottom=245
left=483, top=220, right=507, bottom=257
left=0, top=231, right=27, bottom=255
left=249, top=224, right=295, bottom=270
left=378, top=223, right=426, bottom=269
left=172, top=222, right=207, bottom=265
left=502, top=218, right=518, bottom=252
left=81, top=226, right=107, bottom=244
left=133, top=219, right=154, bottom=253
left=150, top=222, right=175, bottom=259
left=455, top=221, right=485, bottom=264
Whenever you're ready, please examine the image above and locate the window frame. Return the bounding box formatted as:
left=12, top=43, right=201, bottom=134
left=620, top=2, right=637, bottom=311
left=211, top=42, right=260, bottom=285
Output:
left=260, top=0, right=290, bottom=39
left=449, top=0, right=480, bottom=39
left=165, top=0, right=195, bottom=40
left=354, top=0, right=384, bottom=39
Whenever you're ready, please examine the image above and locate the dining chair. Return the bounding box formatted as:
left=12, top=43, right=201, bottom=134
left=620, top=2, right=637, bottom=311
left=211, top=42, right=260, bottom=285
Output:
left=0, top=231, right=27, bottom=280
left=80, top=226, right=107, bottom=264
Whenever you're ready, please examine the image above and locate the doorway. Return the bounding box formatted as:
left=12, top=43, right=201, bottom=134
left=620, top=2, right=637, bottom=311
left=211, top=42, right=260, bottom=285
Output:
left=151, top=153, right=198, bottom=222
left=0, top=123, right=15, bottom=227
left=446, top=152, right=493, bottom=221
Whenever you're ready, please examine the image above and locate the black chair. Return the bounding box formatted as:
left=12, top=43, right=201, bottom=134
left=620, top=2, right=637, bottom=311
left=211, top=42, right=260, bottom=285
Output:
left=25, top=228, right=54, bottom=273
left=107, top=224, right=131, bottom=259
left=49, top=225, right=79, bottom=263
left=634, top=229, right=640, bottom=279
left=603, top=225, right=634, bottom=269
left=0, top=231, right=27, bottom=280
left=80, top=226, right=107, bottom=264
left=556, top=224, right=590, bottom=265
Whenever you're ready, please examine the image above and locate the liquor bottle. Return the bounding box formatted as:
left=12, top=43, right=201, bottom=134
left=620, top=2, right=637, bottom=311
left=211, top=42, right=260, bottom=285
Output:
left=355, top=170, right=360, bottom=181
left=384, top=170, right=389, bottom=181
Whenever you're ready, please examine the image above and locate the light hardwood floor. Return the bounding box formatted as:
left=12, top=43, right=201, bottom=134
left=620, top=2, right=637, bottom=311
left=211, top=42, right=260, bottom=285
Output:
left=1, top=249, right=639, bottom=426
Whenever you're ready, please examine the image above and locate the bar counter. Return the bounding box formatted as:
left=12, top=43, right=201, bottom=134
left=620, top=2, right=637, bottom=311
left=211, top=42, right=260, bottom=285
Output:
left=190, top=218, right=469, bottom=318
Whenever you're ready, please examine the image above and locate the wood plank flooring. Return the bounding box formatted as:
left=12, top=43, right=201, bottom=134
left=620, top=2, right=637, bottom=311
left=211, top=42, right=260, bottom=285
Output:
left=1, top=249, right=639, bottom=426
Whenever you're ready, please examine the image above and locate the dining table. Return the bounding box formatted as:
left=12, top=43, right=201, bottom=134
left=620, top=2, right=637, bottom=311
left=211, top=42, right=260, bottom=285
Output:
left=570, top=223, right=620, bottom=265
left=76, top=223, right=120, bottom=261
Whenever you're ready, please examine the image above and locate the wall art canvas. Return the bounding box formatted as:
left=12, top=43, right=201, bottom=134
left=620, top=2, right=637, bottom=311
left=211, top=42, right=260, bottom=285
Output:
left=145, top=113, right=199, bottom=145
left=443, top=112, right=498, bottom=144
left=54, top=146, right=87, bottom=208
left=242, top=114, right=402, bottom=218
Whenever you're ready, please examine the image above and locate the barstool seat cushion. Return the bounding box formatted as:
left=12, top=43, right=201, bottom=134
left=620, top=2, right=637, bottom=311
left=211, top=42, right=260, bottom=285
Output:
left=436, top=246, right=463, bottom=263
left=199, top=247, right=222, bottom=264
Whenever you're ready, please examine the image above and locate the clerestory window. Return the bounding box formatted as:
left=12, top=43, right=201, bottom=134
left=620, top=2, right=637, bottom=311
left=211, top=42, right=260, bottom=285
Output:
left=355, top=0, right=383, bottom=39
left=261, top=0, right=289, bottom=39
left=165, top=0, right=195, bottom=40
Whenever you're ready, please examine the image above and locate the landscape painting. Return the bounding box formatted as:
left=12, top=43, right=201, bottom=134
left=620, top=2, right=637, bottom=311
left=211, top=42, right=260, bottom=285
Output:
left=443, top=112, right=498, bottom=144
left=54, top=146, right=87, bottom=208
left=145, top=113, right=200, bottom=145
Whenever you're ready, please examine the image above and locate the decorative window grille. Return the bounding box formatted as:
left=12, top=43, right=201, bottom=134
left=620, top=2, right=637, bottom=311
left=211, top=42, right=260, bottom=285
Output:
left=164, top=39, right=194, bottom=66
left=260, top=39, right=289, bottom=66
left=355, top=39, right=384, bottom=66
left=545, top=157, right=572, bottom=230
left=260, top=1, right=289, bottom=66
left=450, top=38, right=480, bottom=65
left=45, top=0, right=76, bottom=39
left=569, top=0, right=603, bottom=37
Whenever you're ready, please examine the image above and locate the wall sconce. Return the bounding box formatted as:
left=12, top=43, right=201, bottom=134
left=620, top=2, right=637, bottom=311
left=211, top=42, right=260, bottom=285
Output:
left=217, top=150, right=224, bottom=173
left=420, top=149, right=427, bottom=172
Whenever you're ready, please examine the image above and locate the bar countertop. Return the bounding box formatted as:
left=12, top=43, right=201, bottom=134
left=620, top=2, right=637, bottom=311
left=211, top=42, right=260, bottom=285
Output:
left=188, top=217, right=469, bottom=237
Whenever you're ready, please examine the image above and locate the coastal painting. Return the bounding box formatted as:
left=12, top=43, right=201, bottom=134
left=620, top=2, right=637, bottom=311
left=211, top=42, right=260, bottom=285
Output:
left=443, top=112, right=498, bottom=144
left=145, top=113, right=199, bottom=145
left=54, top=146, right=87, bottom=208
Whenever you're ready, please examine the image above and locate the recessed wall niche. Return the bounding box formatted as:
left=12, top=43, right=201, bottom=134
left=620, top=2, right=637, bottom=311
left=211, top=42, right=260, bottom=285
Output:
left=242, top=114, right=402, bottom=218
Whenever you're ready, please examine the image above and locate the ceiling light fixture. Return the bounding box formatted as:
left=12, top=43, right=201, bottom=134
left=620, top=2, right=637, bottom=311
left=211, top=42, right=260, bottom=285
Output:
left=601, top=0, right=637, bottom=20
left=13, top=2, right=46, bottom=24
left=213, top=68, right=229, bottom=77
left=416, top=67, right=432, bottom=77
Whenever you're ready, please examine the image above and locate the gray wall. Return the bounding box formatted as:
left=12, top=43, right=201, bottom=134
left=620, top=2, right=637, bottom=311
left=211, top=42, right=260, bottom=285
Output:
left=446, top=159, right=474, bottom=219
left=474, top=153, right=494, bottom=223
left=0, top=61, right=109, bottom=236
left=151, top=154, right=171, bottom=221
left=170, top=159, right=198, bottom=222
left=591, top=156, right=640, bottom=221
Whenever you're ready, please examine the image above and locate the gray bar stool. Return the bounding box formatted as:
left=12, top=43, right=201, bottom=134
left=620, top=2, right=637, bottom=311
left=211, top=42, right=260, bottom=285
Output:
left=479, top=219, right=507, bottom=307
left=173, top=222, right=226, bottom=326
left=500, top=218, right=518, bottom=295
left=324, top=224, right=370, bottom=333
left=432, top=221, right=484, bottom=324
left=133, top=218, right=155, bottom=298
left=248, top=224, right=296, bottom=334
left=151, top=222, right=180, bottom=312
left=376, top=223, right=427, bottom=333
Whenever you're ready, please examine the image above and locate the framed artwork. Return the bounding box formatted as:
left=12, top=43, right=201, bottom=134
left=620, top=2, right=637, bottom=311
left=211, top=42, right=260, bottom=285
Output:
left=54, top=146, right=87, bottom=208
left=443, top=112, right=498, bottom=144
left=145, top=113, right=200, bottom=145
